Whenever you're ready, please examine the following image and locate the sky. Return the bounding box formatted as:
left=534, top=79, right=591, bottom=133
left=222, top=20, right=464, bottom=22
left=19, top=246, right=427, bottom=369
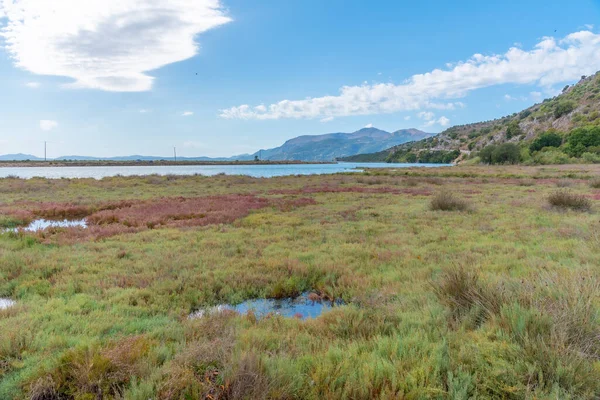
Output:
left=0, top=0, right=599, bottom=158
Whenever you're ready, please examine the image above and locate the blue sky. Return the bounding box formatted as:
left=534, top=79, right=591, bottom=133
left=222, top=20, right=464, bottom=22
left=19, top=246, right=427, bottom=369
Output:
left=0, top=0, right=599, bottom=158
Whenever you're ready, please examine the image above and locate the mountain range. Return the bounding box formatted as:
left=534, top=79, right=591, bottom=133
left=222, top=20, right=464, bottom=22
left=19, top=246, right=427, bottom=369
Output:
left=0, top=127, right=433, bottom=162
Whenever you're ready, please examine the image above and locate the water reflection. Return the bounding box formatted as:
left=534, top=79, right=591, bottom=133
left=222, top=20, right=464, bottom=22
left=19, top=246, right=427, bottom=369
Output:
left=190, top=292, right=344, bottom=320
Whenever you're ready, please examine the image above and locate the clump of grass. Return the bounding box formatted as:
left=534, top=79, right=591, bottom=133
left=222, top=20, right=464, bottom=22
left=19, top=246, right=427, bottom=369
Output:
left=547, top=190, right=592, bottom=211
left=429, top=191, right=471, bottom=211
left=590, top=178, right=600, bottom=189
left=555, top=179, right=572, bottom=188
left=432, top=266, right=504, bottom=324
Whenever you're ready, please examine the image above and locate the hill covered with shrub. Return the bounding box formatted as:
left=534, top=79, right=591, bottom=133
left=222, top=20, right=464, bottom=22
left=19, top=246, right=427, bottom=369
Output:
left=340, top=72, right=600, bottom=164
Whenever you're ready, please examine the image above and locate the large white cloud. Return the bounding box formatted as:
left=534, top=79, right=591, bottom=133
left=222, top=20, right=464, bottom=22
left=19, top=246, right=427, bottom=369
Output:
left=0, top=0, right=231, bottom=92
left=220, top=31, right=600, bottom=120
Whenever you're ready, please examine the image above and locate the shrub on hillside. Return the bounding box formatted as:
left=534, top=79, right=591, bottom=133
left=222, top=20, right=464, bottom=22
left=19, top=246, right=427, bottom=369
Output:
left=429, top=191, right=471, bottom=212
left=554, top=100, right=577, bottom=118
left=565, top=126, right=600, bottom=157
left=529, top=132, right=563, bottom=152
left=590, top=178, right=600, bottom=189
left=547, top=190, right=592, bottom=211
left=505, top=121, right=523, bottom=139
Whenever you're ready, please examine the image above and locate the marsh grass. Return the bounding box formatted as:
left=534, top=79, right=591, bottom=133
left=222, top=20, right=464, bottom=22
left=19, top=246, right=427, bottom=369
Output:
left=0, top=165, right=599, bottom=399
left=547, top=190, right=592, bottom=211
left=429, top=191, right=471, bottom=212
left=590, top=178, right=600, bottom=189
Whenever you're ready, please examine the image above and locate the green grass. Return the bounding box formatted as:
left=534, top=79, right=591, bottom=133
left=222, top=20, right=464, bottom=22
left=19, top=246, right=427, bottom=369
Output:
left=0, top=165, right=599, bottom=399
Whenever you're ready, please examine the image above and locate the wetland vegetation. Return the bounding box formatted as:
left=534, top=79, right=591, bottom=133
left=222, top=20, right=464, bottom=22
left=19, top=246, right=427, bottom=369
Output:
left=0, top=165, right=599, bottom=399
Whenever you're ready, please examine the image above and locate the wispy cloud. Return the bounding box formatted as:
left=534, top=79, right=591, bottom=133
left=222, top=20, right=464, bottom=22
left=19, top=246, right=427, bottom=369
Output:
left=0, top=0, right=231, bottom=92
left=423, top=116, right=450, bottom=128
left=181, top=111, right=194, bottom=117
left=417, top=111, right=435, bottom=121
left=220, top=31, right=600, bottom=120
left=364, top=123, right=373, bottom=128
left=404, top=116, right=411, bottom=121
left=138, top=109, right=151, bottom=114
left=40, top=120, right=58, bottom=131
left=25, top=82, right=41, bottom=88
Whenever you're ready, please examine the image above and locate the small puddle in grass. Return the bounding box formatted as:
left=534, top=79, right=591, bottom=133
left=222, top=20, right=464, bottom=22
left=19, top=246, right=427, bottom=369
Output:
left=0, top=298, right=15, bottom=310
left=7, top=219, right=87, bottom=232
left=189, top=292, right=344, bottom=320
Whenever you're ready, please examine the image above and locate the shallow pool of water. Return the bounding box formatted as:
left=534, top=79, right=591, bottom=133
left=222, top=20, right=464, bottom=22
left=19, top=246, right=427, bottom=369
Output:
left=190, top=293, right=344, bottom=320
left=10, top=219, right=87, bottom=232
left=0, top=298, right=15, bottom=310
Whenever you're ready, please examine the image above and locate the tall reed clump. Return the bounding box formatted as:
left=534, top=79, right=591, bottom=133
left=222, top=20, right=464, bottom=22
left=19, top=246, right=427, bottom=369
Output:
left=433, top=268, right=600, bottom=397
left=429, top=191, right=471, bottom=212
left=547, top=190, right=592, bottom=211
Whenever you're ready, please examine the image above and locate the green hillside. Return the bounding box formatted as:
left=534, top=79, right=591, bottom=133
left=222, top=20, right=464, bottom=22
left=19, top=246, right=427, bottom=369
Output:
left=340, top=72, right=600, bottom=164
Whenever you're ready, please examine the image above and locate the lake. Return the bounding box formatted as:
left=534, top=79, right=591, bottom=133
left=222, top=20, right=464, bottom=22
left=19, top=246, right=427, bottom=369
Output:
left=0, top=162, right=450, bottom=179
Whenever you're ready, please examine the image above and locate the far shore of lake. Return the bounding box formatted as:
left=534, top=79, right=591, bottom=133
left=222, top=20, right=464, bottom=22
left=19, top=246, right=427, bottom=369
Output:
left=0, top=160, right=336, bottom=168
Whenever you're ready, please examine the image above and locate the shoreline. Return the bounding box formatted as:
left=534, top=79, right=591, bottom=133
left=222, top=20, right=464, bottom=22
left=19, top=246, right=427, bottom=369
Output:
left=0, top=160, right=336, bottom=168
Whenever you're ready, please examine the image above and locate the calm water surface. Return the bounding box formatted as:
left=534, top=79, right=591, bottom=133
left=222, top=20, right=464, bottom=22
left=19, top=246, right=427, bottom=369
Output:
left=0, top=298, right=15, bottom=310
left=190, top=293, right=344, bottom=320
left=9, top=219, right=87, bottom=232
left=0, top=162, right=450, bottom=179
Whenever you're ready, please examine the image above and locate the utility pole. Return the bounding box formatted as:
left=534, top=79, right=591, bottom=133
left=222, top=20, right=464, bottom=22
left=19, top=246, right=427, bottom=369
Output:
left=174, top=147, right=177, bottom=162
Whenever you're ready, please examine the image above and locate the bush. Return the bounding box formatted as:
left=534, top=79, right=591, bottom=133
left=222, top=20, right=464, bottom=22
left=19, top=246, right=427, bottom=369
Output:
left=565, top=126, right=600, bottom=157
left=532, top=148, right=571, bottom=165
left=492, top=143, right=521, bottom=164
left=429, top=191, right=471, bottom=212
left=530, top=132, right=563, bottom=152
left=590, top=179, right=600, bottom=189
left=478, top=145, right=496, bottom=164
left=547, top=190, right=592, bottom=211
left=505, top=121, right=523, bottom=139
left=554, top=100, right=577, bottom=118
left=582, top=152, right=600, bottom=163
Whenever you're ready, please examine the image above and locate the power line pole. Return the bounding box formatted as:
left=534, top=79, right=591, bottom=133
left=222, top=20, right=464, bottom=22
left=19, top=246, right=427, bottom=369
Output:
left=174, top=147, right=177, bottom=162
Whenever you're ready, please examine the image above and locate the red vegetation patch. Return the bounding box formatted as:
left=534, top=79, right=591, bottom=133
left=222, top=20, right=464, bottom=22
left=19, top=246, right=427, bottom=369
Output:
left=88, top=195, right=271, bottom=229
left=3, top=195, right=315, bottom=242
left=589, top=193, right=600, bottom=200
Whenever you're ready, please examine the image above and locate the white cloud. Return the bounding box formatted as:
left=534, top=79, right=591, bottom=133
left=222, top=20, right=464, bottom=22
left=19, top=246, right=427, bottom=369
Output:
left=417, top=111, right=435, bottom=121
left=423, top=116, right=450, bottom=128
left=438, top=116, right=450, bottom=127
left=504, top=94, right=515, bottom=101
left=220, top=30, right=600, bottom=120
left=584, top=24, right=594, bottom=30
left=0, top=0, right=231, bottom=92
left=139, top=109, right=150, bottom=113
left=320, top=116, right=334, bottom=123
left=404, top=116, right=411, bottom=121
left=364, top=123, right=373, bottom=128
left=181, top=111, right=194, bottom=117
left=25, top=82, right=40, bottom=88
left=40, top=120, right=58, bottom=131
